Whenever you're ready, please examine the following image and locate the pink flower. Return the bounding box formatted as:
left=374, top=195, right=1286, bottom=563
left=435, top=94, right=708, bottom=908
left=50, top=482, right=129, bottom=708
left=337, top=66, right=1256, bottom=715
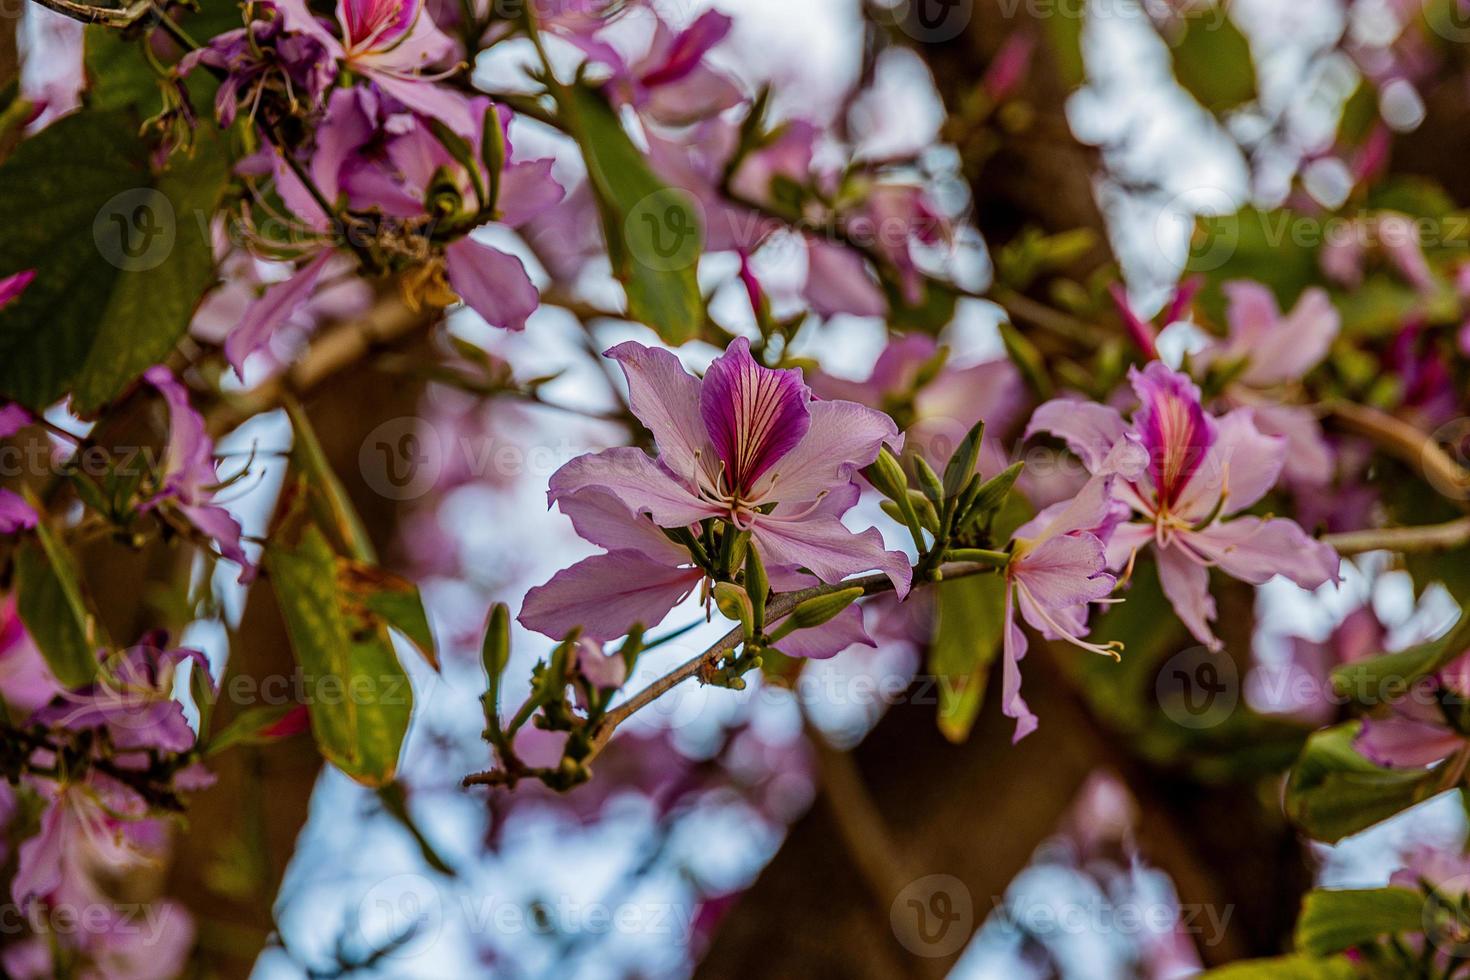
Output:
left=1028, top=363, right=1340, bottom=652
left=1200, top=282, right=1341, bottom=486
left=588, top=10, right=742, bottom=126
left=521, top=338, right=910, bottom=641
left=143, top=367, right=256, bottom=583
left=0, top=596, right=62, bottom=717
left=227, top=97, right=561, bottom=372
left=32, top=639, right=208, bottom=754
left=1000, top=443, right=1142, bottom=741
left=274, top=0, right=473, bottom=134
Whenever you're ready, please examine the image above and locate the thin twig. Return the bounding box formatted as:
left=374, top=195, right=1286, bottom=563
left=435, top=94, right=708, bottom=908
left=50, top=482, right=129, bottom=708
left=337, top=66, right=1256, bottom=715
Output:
left=26, top=0, right=150, bottom=27
left=463, top=561, right=998, bottom=788
left=1323, top=518, right=1470, bottom=556
left=1326, top=400, right=1470, bottom=509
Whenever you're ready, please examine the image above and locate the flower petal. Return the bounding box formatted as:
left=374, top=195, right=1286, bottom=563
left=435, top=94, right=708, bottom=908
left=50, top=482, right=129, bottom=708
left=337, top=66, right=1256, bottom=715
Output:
left=1155, top=542, right=1220, bottom=651
left=1002, top=589, right=1039, bottom=743
left=604, top=342, right=707, bottom=482
left=803, top=239, right=886, bottom=318
left=700, top=337, right=811, bottom=493
left=549, top=447, right=716, bottom=529
left=496, top=159, right=566, bottom=228
left=444, top=238, right=540, bottom=332
left=1025, top=398, right=1129, bottom=473
left=770, top=604, right=873, bottom=660
left=1130, top=362, right=1215, bottom=510
left=761, top=398, right=898, bottom=505
left=1356, top=715, right=1464, bottom=769
left=556, top=487, right=692, bottom=564
left=225, top=248, right=336, bottom=377
left=519, top=550, right=701, bottom=641
left=751, top=513, right=911, bottom=597
left=1175, top=407, right=1284, bottom=520
left=0, top=490, right=37, bottom=535
left=1184, top=517, right=1340, bottom=590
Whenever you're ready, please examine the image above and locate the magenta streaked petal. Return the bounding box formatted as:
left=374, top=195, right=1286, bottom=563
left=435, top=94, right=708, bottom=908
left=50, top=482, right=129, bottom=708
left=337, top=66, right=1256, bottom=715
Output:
left=605, top=342, right=707, bottom=483
left=1182, top=517, right=1340, bottom=590
left=0, top=269, right=36, bottom=311
left=699, top=337, right=811, bottom=493
left=750, top=514, right=910, bottom=598
left=638, top=10, right=733, bottom=87
left=764, top=399, right=897, bottom=505
left=770, top=603, right=872, bottom=660
left=1173, top=408, right=1284, bottom=521
left=1356, top=715, right=1464, bottom=769
left=1129, top=362, right=1215, bottom=510
left=1155, top=542, right=1220, bottom=651
left=518, top=549, right=701, bottom=641
left=548, top=446, right=716, bottom=529
left=444, top=238, right=540, bottom=332
left=341, top=0, right=418, bottom=49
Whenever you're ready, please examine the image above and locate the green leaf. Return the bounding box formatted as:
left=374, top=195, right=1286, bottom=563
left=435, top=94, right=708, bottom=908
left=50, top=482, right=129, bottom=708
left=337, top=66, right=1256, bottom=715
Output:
left=929, top=573, right=1006, bottom=742
left=1170, top=11, right=1257, bottom=113
left=13, top=522, right=105, bottom=689
left=558, top=85, right=703, bottom=344
left=266, top=526, right=413, bottom=787
left=1198, top=954, right=1359, bottom=980
left=1294, top=887, right=1426, bottom=957
left=1285, top=722, right=1444, bottom=843
left=1331, top=613, right=1470, bottom=708
left=1186, top=209, right=1319, bottom=321
left=350, top=566, right=439, bottom=672
left=0, top=110, right=228, bottom=411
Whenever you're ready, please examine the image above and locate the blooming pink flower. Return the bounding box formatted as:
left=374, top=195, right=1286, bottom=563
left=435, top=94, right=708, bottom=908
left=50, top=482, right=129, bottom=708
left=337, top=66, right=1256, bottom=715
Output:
left=1028, top=363, right=1340, bottom=651
left=521, top=338, right=910, bottom=641
left=32, top=639, right=208, bottom=754
left=274, top=0, right=473, bottom=134
left=143, top=367, right=256, bottom=583
left=1200, top=281, right=1341, bottom=486
left=1000, top=442, right=1142, bottom=740
left=227, top=95, right=561, bottom=372
left=582, top=10, right=742, bottom=126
